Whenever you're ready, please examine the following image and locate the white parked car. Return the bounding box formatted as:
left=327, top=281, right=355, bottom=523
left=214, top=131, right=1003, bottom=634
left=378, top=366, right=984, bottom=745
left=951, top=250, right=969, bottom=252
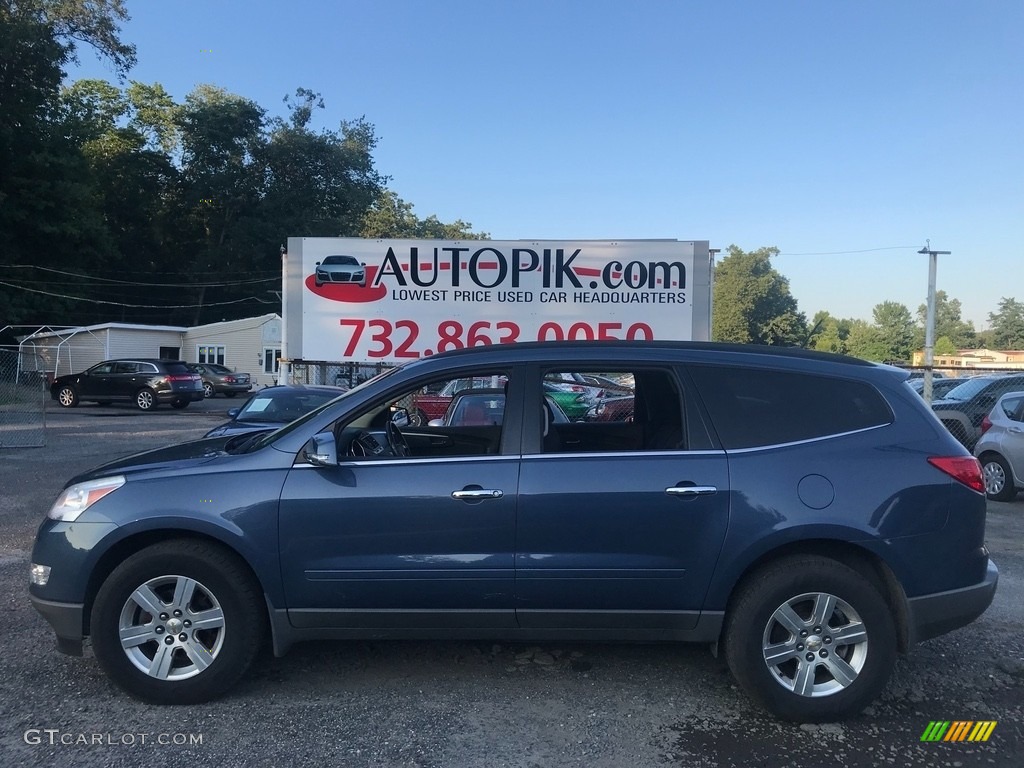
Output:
left=973, top=390, right=1024, bottom=501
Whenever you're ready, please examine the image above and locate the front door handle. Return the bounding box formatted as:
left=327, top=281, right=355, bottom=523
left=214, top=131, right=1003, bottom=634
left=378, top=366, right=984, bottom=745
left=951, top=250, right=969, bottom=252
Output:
left=665, top=485, right=718, bottom=498
left=451, top=489, right=503, bottom=501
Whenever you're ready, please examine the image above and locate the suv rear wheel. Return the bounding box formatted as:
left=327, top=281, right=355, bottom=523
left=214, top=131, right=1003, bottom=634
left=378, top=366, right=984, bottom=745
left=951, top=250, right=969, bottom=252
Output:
left=979, top=453, right=1015, bottom=501
left=724, top=555, right=897, bottom=722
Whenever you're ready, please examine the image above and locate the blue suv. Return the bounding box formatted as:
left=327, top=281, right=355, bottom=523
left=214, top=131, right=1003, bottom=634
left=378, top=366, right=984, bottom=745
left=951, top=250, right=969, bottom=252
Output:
left=29, top=342, right=997, bottom=722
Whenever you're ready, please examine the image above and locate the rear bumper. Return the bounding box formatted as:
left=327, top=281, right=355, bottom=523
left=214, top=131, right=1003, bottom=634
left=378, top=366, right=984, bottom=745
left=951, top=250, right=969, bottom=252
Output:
left=159, top=390, right=205, bottom=403
left=31, top=595, right=85, bottom=656
left=907, top=559, right=998, bottom=645
left=216, top=383, right=252, bottom=395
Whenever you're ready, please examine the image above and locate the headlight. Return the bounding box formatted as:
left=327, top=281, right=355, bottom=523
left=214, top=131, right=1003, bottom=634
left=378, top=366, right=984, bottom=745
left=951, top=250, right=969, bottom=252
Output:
left=48, top=476, right=125, bottom=522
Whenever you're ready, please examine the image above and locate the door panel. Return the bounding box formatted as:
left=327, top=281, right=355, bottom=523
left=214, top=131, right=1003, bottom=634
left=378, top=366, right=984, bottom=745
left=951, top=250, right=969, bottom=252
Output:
left=515, top=452, right=729, bottom=630
left=278, top=458, right=519, bottom=628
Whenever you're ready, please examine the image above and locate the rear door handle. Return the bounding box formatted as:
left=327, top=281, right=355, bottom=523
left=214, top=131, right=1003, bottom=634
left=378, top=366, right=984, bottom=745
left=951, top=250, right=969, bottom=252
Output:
left=451, top=489, right=503, bottom=501
left=665, top=485, right=718, bottom=498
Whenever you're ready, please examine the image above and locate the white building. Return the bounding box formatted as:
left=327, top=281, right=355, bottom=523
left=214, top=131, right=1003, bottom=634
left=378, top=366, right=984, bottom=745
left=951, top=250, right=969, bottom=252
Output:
left=18, top=314, right=282, bottom=389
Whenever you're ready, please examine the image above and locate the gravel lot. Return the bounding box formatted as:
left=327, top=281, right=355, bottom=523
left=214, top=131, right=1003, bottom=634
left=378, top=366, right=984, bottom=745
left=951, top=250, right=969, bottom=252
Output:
left=1, top=401, right=1022, bottom=767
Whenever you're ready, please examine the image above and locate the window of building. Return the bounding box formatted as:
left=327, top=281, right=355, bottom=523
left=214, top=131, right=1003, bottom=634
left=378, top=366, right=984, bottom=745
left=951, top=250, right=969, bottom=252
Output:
left=197, top=345, right=225, bottom=366
left=264, top=347, right=282, bottom=374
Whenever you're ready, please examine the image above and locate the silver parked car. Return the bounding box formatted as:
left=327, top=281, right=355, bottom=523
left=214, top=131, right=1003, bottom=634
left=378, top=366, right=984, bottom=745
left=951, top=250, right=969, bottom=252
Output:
left=973, top=390, right=1024, bottom=501
left=314, top=254, right=366, bottom=287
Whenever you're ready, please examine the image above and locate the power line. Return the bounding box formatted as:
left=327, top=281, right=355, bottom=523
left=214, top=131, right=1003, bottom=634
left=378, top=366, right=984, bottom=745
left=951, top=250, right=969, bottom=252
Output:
left=0, top=265, right=280, bottom=288
left=0, top=281, right=276, bottom=308
left=777, top=246, right=921, bottom=256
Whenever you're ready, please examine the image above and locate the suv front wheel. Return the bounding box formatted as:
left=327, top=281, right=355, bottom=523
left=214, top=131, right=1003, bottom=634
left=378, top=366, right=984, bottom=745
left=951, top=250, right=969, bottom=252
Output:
left=90, top=540, right=266, bottom=704
left=56, top=385, right=78, bottom=408
left=724, top=555, right=897, bottom=722
left=135, top=388, right=156, bottom=410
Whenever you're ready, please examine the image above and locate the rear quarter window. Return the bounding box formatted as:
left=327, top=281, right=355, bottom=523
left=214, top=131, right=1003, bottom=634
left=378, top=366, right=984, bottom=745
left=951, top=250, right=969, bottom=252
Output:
left=688, top=366, right=893, bottom=449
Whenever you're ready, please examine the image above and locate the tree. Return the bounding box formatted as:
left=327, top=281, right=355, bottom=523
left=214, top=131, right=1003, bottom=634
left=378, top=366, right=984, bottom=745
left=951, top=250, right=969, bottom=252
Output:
left=360, top=189, right=489, bottom=239
left=845, top=319, right=890, bottom=361
left=915, top=291, right=976, bottom=350
left=988, top=297, right=1024, bottom=349
left=807, top=311, right=854, bottom=354
left=872, top=301, right=915, bottom=363
left=712, top=246, right=807, bottom=345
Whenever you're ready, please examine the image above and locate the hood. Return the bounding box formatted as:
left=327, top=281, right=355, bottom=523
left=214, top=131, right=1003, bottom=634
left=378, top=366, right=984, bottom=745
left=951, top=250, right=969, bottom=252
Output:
left=69, top=435, right=234, bottom=485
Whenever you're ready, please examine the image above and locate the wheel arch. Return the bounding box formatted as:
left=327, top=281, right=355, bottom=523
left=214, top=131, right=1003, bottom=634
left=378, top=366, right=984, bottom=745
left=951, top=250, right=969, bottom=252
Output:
left=719, top=538, right=912, bottom=654
left=82, top=529, right=276, bottom=641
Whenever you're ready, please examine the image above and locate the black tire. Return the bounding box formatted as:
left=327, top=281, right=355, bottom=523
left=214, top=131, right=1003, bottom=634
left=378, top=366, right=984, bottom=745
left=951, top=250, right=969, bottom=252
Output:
left=980, top=453, right=1016, bottom=501
left=409, top=409, right=429, bottom=427
left=171, top=400, right=190, bottom=410
left=203, top=382, right=215, bottom=399
left=90, top=539, right=266, bottom=704
left=723, top=555, right=897, bottom=722
left=135, top=388, right=157, bottom=410
left=56, top=385, right=78, bottom=408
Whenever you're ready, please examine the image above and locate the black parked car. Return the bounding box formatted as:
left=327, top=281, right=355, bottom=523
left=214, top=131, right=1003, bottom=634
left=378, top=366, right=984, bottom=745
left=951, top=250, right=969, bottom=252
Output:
left=931, top=373, right=1024, bottom=449
left=30, top=342, right=996, bottom=722
left=50, top=359, right=204, bottom=411
left=204, top=385, right=345, bottom=438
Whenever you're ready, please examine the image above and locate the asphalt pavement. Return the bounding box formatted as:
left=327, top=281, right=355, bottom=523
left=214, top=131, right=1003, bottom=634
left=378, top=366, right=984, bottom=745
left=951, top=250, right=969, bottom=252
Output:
left=0, top=400, right=1021, bottom=767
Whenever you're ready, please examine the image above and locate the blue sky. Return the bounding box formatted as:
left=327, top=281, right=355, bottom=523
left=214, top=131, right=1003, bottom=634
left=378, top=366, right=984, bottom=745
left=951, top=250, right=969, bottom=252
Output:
left=68, top=0, right=1023, bottom=330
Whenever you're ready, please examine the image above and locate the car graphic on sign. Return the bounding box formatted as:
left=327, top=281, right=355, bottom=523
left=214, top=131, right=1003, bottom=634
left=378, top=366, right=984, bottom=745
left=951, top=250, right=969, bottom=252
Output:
left=314, top=255, right=366, bottom=287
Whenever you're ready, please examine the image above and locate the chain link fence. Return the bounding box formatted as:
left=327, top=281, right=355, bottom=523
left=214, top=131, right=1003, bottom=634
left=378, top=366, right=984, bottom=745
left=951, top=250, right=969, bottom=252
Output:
left=898, top=365, right=1024, bottom=449
left=287, top=361, right=393, bottom=390
left=0, top=347, right=47, bottom=448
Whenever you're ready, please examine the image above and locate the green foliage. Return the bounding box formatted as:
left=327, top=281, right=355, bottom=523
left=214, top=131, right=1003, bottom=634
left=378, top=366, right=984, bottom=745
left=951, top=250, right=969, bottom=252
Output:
left=988, top=297, right=1024, bottom=349
left=360, top=190, right=490, bottom=240
left=934, top=336, right=958, bottom=356
left=844, top=320, right=890, bottom=362
left=712, top=246, right=807, bottom=346
left=915, top=290, right=976, bottom=350
left=807, top=311, right=853, bottom=354
left=6, top=0, right=136, bottom=75
left=871, top=301, right=915, bottom=362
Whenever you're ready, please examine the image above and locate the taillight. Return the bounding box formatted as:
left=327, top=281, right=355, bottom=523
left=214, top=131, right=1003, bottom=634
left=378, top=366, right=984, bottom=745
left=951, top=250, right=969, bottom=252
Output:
left=166, top=374, right=197, bottom=382
left=980, top=414, right=992, bottom=435
left=928, top=456, right=985, bottom=493
left=225, top=375, right=236, bottom=383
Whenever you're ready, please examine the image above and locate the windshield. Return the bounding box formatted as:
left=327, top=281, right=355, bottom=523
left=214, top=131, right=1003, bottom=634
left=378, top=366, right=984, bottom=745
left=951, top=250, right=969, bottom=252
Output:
left=248, top=365, right=403, bottom=451
left=939, top=378, right=992, bottom=402
left=235, top=389, right=340, bottom=423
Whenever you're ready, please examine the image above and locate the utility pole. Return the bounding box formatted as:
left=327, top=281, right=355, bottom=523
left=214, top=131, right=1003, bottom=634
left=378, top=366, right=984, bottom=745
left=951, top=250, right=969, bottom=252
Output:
left=918, top=241, right=951, bottom=403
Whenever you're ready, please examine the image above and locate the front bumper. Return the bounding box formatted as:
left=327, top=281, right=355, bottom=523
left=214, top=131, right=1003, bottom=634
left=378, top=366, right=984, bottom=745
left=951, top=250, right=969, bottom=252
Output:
left=31, top=595, right=85, bottom=656
left=907, top=559, right=998, bottom=645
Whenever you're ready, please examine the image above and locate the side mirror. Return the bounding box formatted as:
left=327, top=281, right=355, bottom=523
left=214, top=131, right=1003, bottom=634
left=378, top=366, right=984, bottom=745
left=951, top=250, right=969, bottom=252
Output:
left=427, top=418, right=444, bottom=427
left=307, top=433, right=337, bottom=467
left=315, top=261, right=321, bottom=266
left=227, top=408, right=240, bottom=418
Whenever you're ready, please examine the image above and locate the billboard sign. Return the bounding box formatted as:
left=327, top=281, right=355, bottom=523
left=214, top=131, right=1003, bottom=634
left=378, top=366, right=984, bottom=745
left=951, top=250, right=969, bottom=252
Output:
left=284, top=238, right=711, bottom=363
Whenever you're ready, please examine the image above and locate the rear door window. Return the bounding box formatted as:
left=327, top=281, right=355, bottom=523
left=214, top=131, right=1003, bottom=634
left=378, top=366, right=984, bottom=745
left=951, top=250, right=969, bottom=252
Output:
left=688, top=366, right=893, bottom=449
